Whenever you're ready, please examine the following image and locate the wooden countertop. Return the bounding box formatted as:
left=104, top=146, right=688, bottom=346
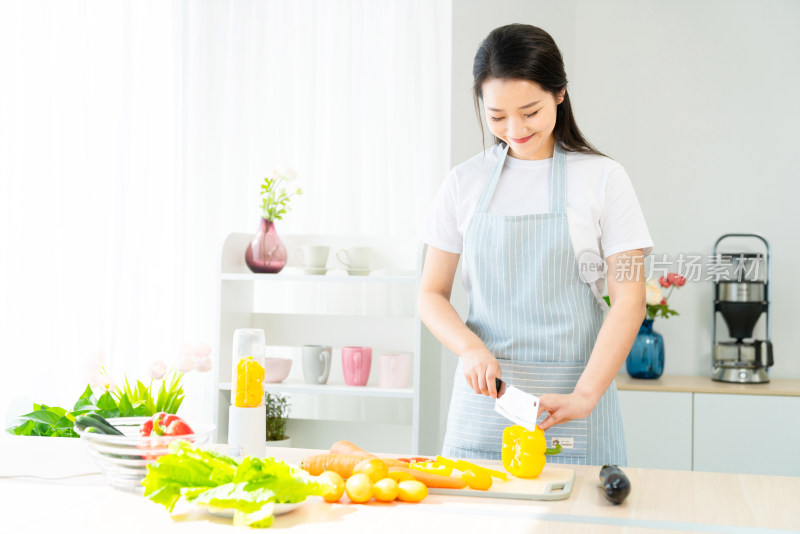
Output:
left=615, top=374, right=800, bottom=397
left=2, top=435, right=799, bottom=533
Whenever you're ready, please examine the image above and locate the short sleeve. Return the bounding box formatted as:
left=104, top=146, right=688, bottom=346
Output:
left=421, top=170, right=463, bottom=254
left=599, top=164, right=654, bottom=259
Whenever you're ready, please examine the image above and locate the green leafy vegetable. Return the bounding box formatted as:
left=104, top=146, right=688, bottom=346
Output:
left=5, top=375, right=194, bottom=438
left=191, top=482, right=275, bottom=514
left=5, top=385, right=100, bottom=437
left=234, top=503, right=275, bottom=528
left=142, top=440, right=324, bottom=528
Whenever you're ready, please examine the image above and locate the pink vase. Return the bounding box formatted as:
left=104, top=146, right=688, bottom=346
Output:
left=245, top=218, right=287, bottom=273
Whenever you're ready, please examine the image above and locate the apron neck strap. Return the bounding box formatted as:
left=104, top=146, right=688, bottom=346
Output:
left=474, top=142, right=568, bottom=214
left=475, top=144, right=509, bottom=214
left=551, top=143, right=567, bottom=213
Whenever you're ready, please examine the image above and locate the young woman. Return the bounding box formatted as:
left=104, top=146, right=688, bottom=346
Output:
left=419, top=24, right=653, bottom=464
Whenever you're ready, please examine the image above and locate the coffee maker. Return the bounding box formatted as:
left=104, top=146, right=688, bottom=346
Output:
left=711, top=233, right=773, bottom=383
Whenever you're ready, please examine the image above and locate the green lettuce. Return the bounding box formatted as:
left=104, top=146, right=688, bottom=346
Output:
left=142, top=440, right=324, bottom=528
left=143, top=440, right=238, bottom=511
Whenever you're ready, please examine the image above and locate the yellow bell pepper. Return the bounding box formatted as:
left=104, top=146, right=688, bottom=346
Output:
left=435, top=456, right=508, bottom=481
left=502, top=425, right=547, bottom=478
left=234, top=355, right=266, bottom=407
left=408, top=461, right=453, bottom=476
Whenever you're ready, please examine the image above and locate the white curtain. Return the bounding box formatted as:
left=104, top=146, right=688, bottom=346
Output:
left=0, top=0, right=451, bottom=424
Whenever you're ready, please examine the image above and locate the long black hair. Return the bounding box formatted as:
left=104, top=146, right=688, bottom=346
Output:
left=473, top=24, right=606, bottom=157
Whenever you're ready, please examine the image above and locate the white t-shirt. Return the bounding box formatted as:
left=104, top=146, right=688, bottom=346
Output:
left=422, top=144, right=654, bottom=295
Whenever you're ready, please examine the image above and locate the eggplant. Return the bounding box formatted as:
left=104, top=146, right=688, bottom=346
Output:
left=599, top=464, right=630, bottom=504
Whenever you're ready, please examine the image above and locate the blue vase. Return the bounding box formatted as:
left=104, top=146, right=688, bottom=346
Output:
left=626, top=319, right=664, bottom=379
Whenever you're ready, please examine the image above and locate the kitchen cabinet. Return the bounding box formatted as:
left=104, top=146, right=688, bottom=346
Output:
left=214, top=233, right=442, bottom=455
left=693, top=393, right=800, bottom=476
left=616, top=374, right=800, bottom=476
left=617, top=390, right=693, bottom=471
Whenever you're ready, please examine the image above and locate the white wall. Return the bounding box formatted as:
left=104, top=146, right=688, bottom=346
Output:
left=445, top=0, right=800, bottom=390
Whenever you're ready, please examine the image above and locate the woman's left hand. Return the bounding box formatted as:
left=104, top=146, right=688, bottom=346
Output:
left=536, top=392, right=595, bottom=431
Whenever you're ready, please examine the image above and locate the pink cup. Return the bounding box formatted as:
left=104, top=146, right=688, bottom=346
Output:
left=379, top=353, right=411, bottom=388
left=342, top=346, right=372, bottom=386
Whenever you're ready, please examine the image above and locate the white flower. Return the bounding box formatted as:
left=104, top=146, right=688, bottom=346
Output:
left=277, top=166, right=298, bottom=182
left=193, top=343, right=212, bottom=359
left=150, top=360, right=168, bottom=380
left=90, top=372, right=115, bottom=392
left=176, top=354, right=195, bottom=373
left=84, top=350, right=105, bottom=375
left=645, top=279, right=664, bottom=306
left=195, top=356, right=212, bottom=373
left=89, top=372, right=105, bottom=389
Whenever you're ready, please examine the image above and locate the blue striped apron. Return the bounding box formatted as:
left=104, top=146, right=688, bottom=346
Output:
left=441, top=143, right=627, bottom=466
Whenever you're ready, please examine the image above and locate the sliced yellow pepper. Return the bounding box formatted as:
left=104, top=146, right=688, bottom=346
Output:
left=435, top=456, right=508, bottom=481
left=501, top=425, right=546, bottom=478
left=408, top=461, right=453, bottom=476
left=234, top=355, right=265, bottom=407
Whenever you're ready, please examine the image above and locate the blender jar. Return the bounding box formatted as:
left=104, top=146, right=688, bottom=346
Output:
left=231, top=328, right=266, bottom=408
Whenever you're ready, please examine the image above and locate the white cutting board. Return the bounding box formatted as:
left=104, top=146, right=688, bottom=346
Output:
left=428, top=467, right=575, bottom=501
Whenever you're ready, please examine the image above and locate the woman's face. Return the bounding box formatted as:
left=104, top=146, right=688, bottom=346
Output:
left=481, top=78, right=565, bottom=160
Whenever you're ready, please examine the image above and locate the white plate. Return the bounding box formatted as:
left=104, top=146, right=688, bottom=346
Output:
left=303, top=267, right=328, bottom=275
left=206, top=500, right=304, bottom=518
left=347, top=268, right=370, bottom=276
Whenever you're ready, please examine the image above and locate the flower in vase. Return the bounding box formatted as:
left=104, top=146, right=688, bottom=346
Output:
left=645, top=272, right=685, bottom=320
left=645, top=279, right=664, bottom=306
left=260, top=166, right=303, bottom=221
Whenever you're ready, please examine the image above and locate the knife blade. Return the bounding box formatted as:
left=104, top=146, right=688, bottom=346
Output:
left=494, top=378, right=540, bottom=431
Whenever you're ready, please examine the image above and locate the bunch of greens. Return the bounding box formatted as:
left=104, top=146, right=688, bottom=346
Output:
left=143, top=440, right=324, bottom=528
left=6, top=385, right=122, bottom=437
left=5, top=376, right=187, bottom=437
left=113, top=373, right=187, bottom=417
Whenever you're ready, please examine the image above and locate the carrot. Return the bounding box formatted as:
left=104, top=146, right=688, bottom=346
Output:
left=330, top=440, right=376, bottom=458
left=388, top=466, right=467, bottom=489
left=329, top=440, right=407, bottom=469
left=301, top=454, right=367, bottom=478
left=379, top=457, right=409, bottom=469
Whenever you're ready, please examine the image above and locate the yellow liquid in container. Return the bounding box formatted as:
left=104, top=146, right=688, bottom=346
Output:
left=234, top=355, right=266, bottom=407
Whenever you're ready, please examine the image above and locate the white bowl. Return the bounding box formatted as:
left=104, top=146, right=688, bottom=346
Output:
left=207, top=500, right=305, bottom=517
left=75, top=416, right=215, bottom=492
left=264, top=357, right=292, bottom=383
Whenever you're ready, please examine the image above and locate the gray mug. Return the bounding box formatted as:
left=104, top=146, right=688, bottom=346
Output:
left=302, top=345, right=332, bottom=384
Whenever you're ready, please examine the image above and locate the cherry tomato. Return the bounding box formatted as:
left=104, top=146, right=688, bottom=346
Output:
left=387, top=471, right=415, bottom=483
left=462, top=469, right=493, bottom=491
left=397, top=480, right=428, bottom=503
left=372, top=478, right=399, bottom=502
left=319, top=471, right=345, bottom=503
left=352, top=458, right=389, bottom=484
left=345, top=473, right=373, bottom=503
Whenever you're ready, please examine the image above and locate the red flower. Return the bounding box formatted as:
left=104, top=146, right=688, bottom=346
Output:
left=660, top=298, right=667, bottom=306
left=658, top=276, right=671, bottom=288
left=667, top=273, right=687, bottom=287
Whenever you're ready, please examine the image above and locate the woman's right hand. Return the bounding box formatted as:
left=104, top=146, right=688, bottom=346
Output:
left=461, top=347, right=501, bottom=398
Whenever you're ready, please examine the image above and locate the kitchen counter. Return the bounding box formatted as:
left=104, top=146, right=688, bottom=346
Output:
left=2, top=435, right=798, bottom=533
left=616, top=374, right=800, bottom=397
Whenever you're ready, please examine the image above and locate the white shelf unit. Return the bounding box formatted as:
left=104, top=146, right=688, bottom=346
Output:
left=214, top=233, right=442, bottom=455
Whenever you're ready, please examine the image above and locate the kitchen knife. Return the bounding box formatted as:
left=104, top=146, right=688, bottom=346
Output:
left=494, top=378, right=540, bottom=431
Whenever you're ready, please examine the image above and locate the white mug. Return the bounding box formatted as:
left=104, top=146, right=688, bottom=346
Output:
left=293, top=246, right=330, bottom=270
left=336, top=247, right=371, bottom=272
